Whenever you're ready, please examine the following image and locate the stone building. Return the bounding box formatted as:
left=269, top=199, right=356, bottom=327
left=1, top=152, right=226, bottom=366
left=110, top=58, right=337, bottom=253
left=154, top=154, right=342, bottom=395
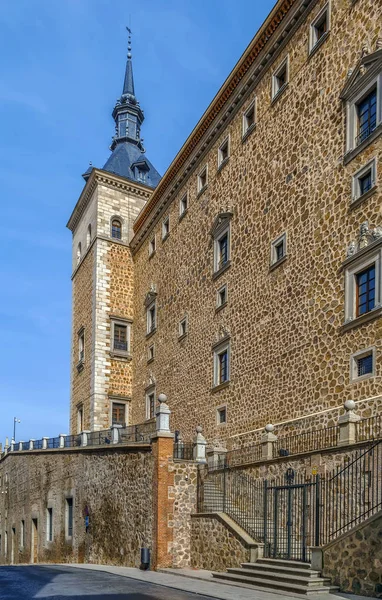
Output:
left=1, top=0, right=382, bottom=595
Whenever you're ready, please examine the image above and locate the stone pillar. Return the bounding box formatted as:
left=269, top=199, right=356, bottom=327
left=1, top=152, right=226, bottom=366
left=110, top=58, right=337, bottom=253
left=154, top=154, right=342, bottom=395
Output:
left=151, top=393, right=175, bottom=570
left=261, top=424, right=277, bottom=459
left=18, top=441, right=24, bottom=451
left=42, top=437, right=50, bottom=450
left=29, top=439, right=35, bottom=450
left=206, top=446, right=228, bottom=469
left=111, top=424, right=122, bottom=444
left=4, top=437, right=9, bottom=451
left=81, top=430, right=90, bottom=447
left=193, top=426, right=207, bottom=464
left=59, top=434, right=67, bottom=449
left=338, top=400, right=361, bottom=447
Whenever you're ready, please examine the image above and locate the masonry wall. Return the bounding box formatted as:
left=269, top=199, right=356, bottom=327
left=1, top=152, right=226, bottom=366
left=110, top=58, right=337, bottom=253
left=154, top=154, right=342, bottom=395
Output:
left=0, top=446, right=154, bottom=567
left=130, top=0, right=382, bottom=446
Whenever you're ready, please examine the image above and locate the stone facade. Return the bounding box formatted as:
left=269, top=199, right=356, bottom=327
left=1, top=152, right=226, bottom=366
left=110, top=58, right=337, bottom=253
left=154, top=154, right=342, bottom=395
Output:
left=128, top=0, right=382, bottom=448
left=0, top=445, right=154, bottom=567
left=322, top=513, right=382, bottom=598
left=170, top=460, right=198, bottom=568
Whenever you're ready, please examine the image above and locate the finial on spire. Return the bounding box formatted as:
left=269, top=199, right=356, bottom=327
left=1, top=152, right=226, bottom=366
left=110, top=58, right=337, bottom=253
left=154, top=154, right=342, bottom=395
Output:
left=126, top=26, right=132, bottom=60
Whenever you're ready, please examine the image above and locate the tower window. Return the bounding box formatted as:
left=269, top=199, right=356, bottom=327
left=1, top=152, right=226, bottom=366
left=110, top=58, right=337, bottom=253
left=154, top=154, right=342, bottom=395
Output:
left=309, top=4, right=330, bottom=54
left=112, top=402, right=126, bottom=426
left=66, top=498, right=73, bottom=539
left=356, top=88, right=377, bottom=146
left=76, top=243, right=81, bottom=265
left=270, top=232, right=287, bottom=268
left=77, top=405, right=84, bottom=434
left=179, top=193, right=188, bottom=218
left=356, top=265, right=375, bottom=316
left=46, top=508, right=53, bottom=542
left=218, top=137, right=230, bottom=168
left=113, top=324, right=128, bottom=352
left=213, top=340, right=230, bottom=387
left=242, top=100, right=256, bottom=137
left=147, top=301, right=157, bottom=335
left=162, top=217, right=170, bottom=240
left=352, top=158, right=377, bottom=205
left=149, top=236, right=156, bottom=257
left=272, top=57, right=289, bottom=100
left=86, top=224, right=92, bottom=248
left=111, top=219, right=122, bottom=240
left=118, top=113, right=128, bottom=137
left=146, top=388, right=156, bottom=420
left=197, top=166, right=208, bottom=194
left=78, top=328, right=85, bottom=365
left=137, top=169, right=146, bottom=183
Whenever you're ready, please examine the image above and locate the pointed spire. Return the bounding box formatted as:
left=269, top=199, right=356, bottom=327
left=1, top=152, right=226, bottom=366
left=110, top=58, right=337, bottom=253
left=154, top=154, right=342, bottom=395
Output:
left=123, top=27, right=135, bottom=97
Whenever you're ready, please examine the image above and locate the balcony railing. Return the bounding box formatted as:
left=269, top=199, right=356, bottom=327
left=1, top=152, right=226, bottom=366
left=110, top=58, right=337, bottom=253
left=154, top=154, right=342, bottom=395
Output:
left=356, top=122, right=376, bottom=146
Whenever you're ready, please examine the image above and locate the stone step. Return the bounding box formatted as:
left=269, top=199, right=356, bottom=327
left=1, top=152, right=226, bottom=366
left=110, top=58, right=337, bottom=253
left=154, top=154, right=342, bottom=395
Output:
left=212, top=572, right=338, bottom=595
left=227, top=568, right=331, bottom=587
left=241, top=562, right=322, bottom=577
left=256, top=558, right=312, bottom=569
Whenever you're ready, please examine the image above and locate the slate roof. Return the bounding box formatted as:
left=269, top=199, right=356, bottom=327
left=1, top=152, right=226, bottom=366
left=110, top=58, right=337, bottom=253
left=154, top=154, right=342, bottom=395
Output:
left=102, top=142, right=161, bottom=189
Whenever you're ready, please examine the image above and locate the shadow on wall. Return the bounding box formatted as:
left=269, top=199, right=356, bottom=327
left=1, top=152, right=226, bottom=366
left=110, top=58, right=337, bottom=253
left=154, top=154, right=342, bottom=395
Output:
left=0, top=565, right=187, bottom=600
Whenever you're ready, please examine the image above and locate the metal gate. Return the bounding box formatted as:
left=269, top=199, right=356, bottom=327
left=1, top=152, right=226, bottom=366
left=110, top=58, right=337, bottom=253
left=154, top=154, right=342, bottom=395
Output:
left=263, top=471, right=320, bottom=562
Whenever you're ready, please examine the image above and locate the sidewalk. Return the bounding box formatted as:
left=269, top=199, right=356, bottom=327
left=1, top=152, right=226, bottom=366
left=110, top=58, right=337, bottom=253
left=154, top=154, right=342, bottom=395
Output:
left=67, top=564, right=377, bottom=600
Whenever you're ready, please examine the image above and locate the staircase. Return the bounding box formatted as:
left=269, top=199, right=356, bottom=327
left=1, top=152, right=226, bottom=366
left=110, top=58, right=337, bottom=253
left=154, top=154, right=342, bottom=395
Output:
left=212, top=558, right=338, bottom=595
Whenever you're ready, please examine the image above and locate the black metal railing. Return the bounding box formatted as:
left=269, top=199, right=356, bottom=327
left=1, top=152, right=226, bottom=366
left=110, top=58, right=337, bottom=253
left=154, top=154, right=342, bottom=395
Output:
left=47, top=437, right=61, bottom=449
left=173, top=442, right=194, bottom=460
left=356, top=122, right=376, bottom=146
left=226, top=443, right=262, bottom=467
left=356, top=414, right=382, bottom=442
left=64, top=435, right=81, bottom=448
left=273, top=425, right=340, bottom=458
left=119, top=420, right=156, bottom=444
left=87, top=430, right=113, bottom=446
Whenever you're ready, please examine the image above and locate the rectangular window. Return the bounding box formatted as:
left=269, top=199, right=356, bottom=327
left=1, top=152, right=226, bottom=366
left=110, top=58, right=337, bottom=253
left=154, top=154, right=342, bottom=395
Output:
left=46, top=508, right=53, bottom=542
left=218, top=137, right=229, bottom=168
left=78, top=329, right=85, bottom=363
left=213, top=340, right=230, bottom=387
left=356, top=265, right=375, bottom=316
left=162, top=216, right=170, bottom=240
left=197, top=166, right=208, bottom=194
left=217, top=284, right=228, bottom=308
left=309, top=4, right=329, bottom=53
left=242, top=100, right=256, bottom=137
left=66, top=498, right=73, bottom=539
left=147, top=301, right=156, bottom=334
left=179, top=316, right=188, bottom=338
left=20, top=520, right=25, bottom=548
left=147, top=344, right=155, bottom=362
left=179, top=193, right=188, bottom=218
left=77, top=406, right=83, bottom=434
left=352, top=158, right=377, bottom=204
left=112, top=402, right=126, bottom=426
left=146, top=390, right=156, bottom=420
left=356, top=88, right=377, bottom=146
left=149, top=236, right=156, bottom=257
left=113, top=324, right=128, bottom=352
left=272, top=57, right=289, bottom=100
left=271, top=232, right=287, bottom=267
left=217, top=406, right=227, bottom=425
left=350, top=347, right=375, bottom=382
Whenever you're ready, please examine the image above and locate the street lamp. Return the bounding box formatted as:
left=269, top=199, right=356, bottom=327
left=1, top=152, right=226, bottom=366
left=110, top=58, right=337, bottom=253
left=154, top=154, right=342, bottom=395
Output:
left=13, top=417, right=21, bottom=442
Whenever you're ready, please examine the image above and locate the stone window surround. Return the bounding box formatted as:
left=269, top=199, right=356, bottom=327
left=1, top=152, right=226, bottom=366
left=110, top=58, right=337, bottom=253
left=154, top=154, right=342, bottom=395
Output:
left=351, top=157, right=378, bottom=208
left=110, top=215, right=124, bottom=241
left=343, top=65, right=382, bottom=164
left=109, top=395, right=130, bottom=427
left=76, top=404, right=84, bottom=434
left=271, top=55, right=289, bottom=102
left=350, top=346, right=376, bottom=383
left=179, top=192, right=188, bottom=220
left=212, top=336, right=231, bottom=390
left=217, top=135, right=230, bottom=170
left=178, top=315, right=188, bottom=340
left=242, top=98, right=256, bottom=140
left=76, top=242, right=81, bottom=265
left=146, top=299, right=157, bottom=337
left=212, top=214, right=232, bottom=279
left=64, top=494, right=74, bottom=542
left=197, top=164, right=208, bottom=196
left=148, top=234, right=156, bottom=258
left=342, top=240, right=382, bottom=332
left=46, top=505, right=54, bottom=543
left=145, top=385, right=156, bottom=420
left=216, top=404, right=227, bottom=426
left=162, top=215, right=170, bottom=241
left=147, top=343, right=155, bottom=364
left=109, top=316, right=132, bottom=360
left=270, top=231, right=287, bottom=270
left=308, top=1, right=330, bottom=57
left=77, top=327, right=85, bottom=373
left=216, top=283, right=228, bottom=312
left=20, top=519, right=25, bottom=550
left=86, top=224, right=92, bottom=248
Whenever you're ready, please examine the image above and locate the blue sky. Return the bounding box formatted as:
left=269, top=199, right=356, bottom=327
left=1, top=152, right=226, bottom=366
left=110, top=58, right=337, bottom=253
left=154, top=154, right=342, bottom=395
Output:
left=0, top=0, right=275, bottom=445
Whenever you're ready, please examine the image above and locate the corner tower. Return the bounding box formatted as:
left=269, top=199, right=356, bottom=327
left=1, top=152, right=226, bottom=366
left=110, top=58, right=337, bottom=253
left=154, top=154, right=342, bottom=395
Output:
left=67, top=30, right=160, bottom=434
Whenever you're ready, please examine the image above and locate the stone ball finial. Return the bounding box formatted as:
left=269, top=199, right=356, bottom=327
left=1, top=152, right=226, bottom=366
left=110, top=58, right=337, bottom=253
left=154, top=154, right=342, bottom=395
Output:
left=265, top=423, right=275, bottom=433
left=377, top=38, right=382, bottom=50
left=196, top=425, right=203, bottom=434
left=158, top=393, right=168, bottom=404
left=344, top=399, right=356, bottom=412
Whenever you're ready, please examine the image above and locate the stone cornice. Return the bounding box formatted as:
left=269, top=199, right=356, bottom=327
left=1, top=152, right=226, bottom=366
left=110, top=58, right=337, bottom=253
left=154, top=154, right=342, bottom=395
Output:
left=66, top=168, right=153, bottom=233
left=130, top=0, right=318, bottom=252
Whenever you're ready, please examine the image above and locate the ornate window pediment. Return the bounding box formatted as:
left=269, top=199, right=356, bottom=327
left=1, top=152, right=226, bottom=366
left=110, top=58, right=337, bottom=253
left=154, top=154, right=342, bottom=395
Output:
left=144, top=285, right=157, bottom=308
left=340, top=46, right=382, bottom=101
left=346, top=221, right=382, bottom=258
left=210, top=210, right=233, bottom=239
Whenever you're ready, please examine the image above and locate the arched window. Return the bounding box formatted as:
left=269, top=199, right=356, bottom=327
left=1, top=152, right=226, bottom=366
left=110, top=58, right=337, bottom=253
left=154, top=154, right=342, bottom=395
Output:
left=77, top=242, right=82, bottom=265
left=111, top=219, right=122, bottom=240
left=87, top=224, right=92, bottom=248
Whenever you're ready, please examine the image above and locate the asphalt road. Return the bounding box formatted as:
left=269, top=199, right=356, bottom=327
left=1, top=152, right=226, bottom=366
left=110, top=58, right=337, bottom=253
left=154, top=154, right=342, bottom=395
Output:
left=0, top=566, right=213, bottom=600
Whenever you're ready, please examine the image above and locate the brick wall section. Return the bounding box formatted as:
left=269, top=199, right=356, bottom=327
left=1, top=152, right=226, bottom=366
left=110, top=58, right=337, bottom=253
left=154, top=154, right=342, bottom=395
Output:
left=71, top=246, right=94, bottom=433
left=151, top=435, right=175, bottom=568
left=0, top=446, right=154, bottom=567
left=322, top=513, right=382, bottom=598
left=130, top=0, right=382, bottom=447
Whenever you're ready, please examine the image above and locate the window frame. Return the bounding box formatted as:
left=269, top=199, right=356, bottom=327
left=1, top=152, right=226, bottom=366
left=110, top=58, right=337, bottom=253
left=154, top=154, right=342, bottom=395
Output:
left=270, top=232, right=287, bottom=268
left=214, top=226, right=231, bottom=275
left=77, top=405, right=84, bottom=434
left=179, top=193, right=188, bottom=219
left=213, top=339, right=231, bottom=389
left=216, top=405, right=227, bottom=426
left=218, top=136, right=230, bottom=169
left=350, top=347, right=376, bottom=383
left=46, top=507, right=53, bottom=543
left=65, top=497, right=74, bottom=541
left=178, top=316, right=188, bottom=340
left=197, top=165, right=208, bottom=195
left=111, top=218, right=122, bottom=240
left=242, top=98, right=256, bottom=139
left=20, top=520, right=25, bottom=550
left=216, top=284, right=228, bottom=310
left=162, top=216, right=170, bottom=241
left=146, top=299, right=157, bottom=336
left=147, top=343, right=155, bottom=363
left=272, top=56, right=289, bottom=101
left=309, top=2, right=330, bottom=55
left=148, top=235, right=156, bottom=257
left=111, top=400, right=128, bottom=427
left=344, top=74, right=381, bottom=159
left=86, top=224, right=92, bottom=248
left=351, top=157, right=377, bottom=206
left=77, top=327, right=85, bottom=370
left=110, top=317, right=131, bottom=358
left=145, top=387, right=156, bottom=420
left=76, top=242, right=82, bottom=266
left=343, top=245, right=382, bottom=330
